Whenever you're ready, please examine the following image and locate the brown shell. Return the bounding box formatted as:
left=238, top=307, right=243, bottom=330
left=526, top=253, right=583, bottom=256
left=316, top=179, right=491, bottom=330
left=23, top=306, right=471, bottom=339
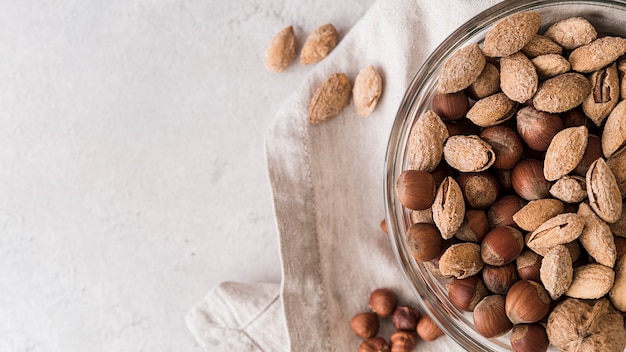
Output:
left=544, top=17, right=597, bottom=50
left=540, top=245, right=573, bottom=300
left=438, top=43, right=486, bottom=94
left=264, top=25, right=297, bottom=73
left=601, top=99, right=626, bottom=158
left=577, top=203, right=616, bottom=268
left=533, top=73, right=591, bottom=113
left=544, top=126, right=588, bottom=181
left=443, top=135, right=496, bottom=173
left=521, top=34, right=563, bottom=58
left=582, top=63, right=620, bottom=126
left=406, top=110, right=449, bottom=172
left=307, top=73, right=351, bottom=124
left=531, top=54, right=570, bottom=79
left=483, top=11, right=542, bottom=57
left=500, top=52, right=538, bottom=103
left=466, top=93, right=517, bottom=127
left=513, top=198, right=564, bottom=232
left=569, top=36, right=626, bottom=73
left=432, top=177, right=465, bottom=239
left=586, top=158, right=622, bottom=223
left=439, top=242, right=484, bottom=279
left=300, top=23, right=338, bottom=65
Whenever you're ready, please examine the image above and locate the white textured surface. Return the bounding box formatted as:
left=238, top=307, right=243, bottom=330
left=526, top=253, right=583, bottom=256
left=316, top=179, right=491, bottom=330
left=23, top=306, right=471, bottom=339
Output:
left=0, top=1, right=372, bottom=351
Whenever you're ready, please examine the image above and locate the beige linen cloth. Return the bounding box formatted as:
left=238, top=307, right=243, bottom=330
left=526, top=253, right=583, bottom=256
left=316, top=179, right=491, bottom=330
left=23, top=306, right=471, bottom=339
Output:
left=187, top=0, right=502, bottom=350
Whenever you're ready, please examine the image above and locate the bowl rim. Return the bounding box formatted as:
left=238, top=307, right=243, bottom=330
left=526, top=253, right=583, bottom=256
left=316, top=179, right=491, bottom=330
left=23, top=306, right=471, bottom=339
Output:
left=384, top=0, right=626, bottom=351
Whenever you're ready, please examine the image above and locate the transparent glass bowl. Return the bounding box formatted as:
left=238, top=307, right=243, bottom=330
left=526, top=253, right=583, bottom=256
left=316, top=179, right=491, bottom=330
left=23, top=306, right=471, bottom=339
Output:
left=384, top=0, right=626, bottom=351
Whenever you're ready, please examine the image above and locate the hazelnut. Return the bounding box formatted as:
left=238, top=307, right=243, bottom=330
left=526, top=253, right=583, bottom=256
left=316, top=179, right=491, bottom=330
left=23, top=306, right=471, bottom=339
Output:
left=505, top=280, right=551, bottom=324
left=395, top=170, right=435, bottom=210
left=482, top=263, right=519, bottom=295
left=359, top=337, right=390, bottom=352
left=516, top=105, right=563, bottom=151
left=511, top=159, right=551, bottom=200
left=480, top=126, right=524, bottom=169
left=444, top=121, right=463, bottom=137
left=488, top=194, right=526, bottom=228
left=516, top=250, right=543, bottom=282
left=574, top=134, right=602, bottom=176
left=481, top=226, right=524, bottom=266
left=496, top=169, right=514, bottom=193
left=389, top=331, right=418, bottom=352
left=391, top=305, right=420, bottom=331
left=406, top=223, right=442, bottom=262
left=432, top=91, right=469, bottom=120
left=446, top=275, right=489, bottom=312
left=455, top=209, right=490, bottom=242
left=416, top=314, right=445, bottom=341
left=473, top=295, right=513, bottom=338
left=350, top=312, right=379, bottom=339
left=457, top=172, right=500, bottom=209
left=369, top=288, right=398, bottom=318
left=616, top=236, right=626, bottom=262
left=510, top=323, right=549, bottom=352
left=562, top=106, right=596, bottom=131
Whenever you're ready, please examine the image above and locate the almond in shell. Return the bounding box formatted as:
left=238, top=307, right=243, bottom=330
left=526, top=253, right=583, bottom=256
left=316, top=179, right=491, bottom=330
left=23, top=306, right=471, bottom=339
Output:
left=527, top=213, right=584, bottom=254
left=549, top=176, right=587, bottom=203
left=521, top=34, right=563, bottom=58
left=565, top=263, right=614, bottom=299
left=406, top=110, right=449, bottom=172
left=513, top=198, right=564, bottom=232
left=533, top=73, right=591, bottom=113
left=482, top=11, right=542, bottom=57
left=308, top=73, right=351, bottom=124
left=466, top=93, right=517, bottom=127
left=443, top=135, right=496, bottom=173
left=438, top=43, right=486, bottom=94
left=569, top=36, right=626, bottom=73
left=265, top=25, right=297, bottom=73
left=544, top=126, right=588, bottom=181
left=353, top=65, right=383, bottom=117
left=300, top=23, right=338, bottom=65
left=432, top=176, right=465, bottom=240
left=543, top=17, right=597, bottom=50
left=540, top=245, right=573, bottom=300
left=531, top=54, right=570, bottom=79
left=500, top=52, right=538, bottom=103
left=601, top=99, right=626, bottom=158
left=582, top=63, right=620, bottom=126
left=610, top=257, right=626, bottom=311
left=466, top=62, right=500, bottom=100
left=607, top=148, right=626, bottom=197
left=577, top=203, right=616, bottom=268
left=586, top=158, right=622, bottom=223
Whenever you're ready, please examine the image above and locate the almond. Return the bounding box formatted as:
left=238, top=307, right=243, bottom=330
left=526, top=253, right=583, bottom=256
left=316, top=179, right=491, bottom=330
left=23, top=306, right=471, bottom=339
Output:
left=406, top=110, right=449, bottom=172
left=438, top=43, right=486, bottom=94
left=544, top=126, right=588, bottom=181
left=300, top=23, right=338, bottom=65
left=466, top=93, right=517, bottom=127
left=607, top=148, right=626, bottom=197
left=443, top=135, right=496, bottom=173
left=577, top=203, right=616, bottom=268
left=569, top=36, right=626, bottom=73
left=601, top=99, right=626, bottom=158
left=533, top=73, right=591, bottom=113
left=540, top=245, right=573, bottom=300
left=521, top=34, right=563, bottom=58
left=527, top=213, right=584, bottom=254
left=543, top=17, right=597, bottom=50
left=582, top=63, right=620, bottom=126
left=308, top=73, right=351, bottom=124
left=565, top=264, right=614, bottom=299
left=500, top=52, right=538, bottom=103
left=531, top=54, right=570, bottom=79
left=353, top=65, right=383, bottom=117
left=432, top=176, right=465, bottom=240
left=513, top=198, right=564, bottom=232
left=586, top=158, right=622, bottom=223
left=549, top=176, right=587, bottom=203
left=483, top=11, right=542, bottom=57
left=265, top=25, right=297, bottom=73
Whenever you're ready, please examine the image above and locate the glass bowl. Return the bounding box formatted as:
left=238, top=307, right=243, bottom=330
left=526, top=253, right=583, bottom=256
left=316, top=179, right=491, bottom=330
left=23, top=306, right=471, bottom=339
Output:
left=384, top=0, right=626, bottom=351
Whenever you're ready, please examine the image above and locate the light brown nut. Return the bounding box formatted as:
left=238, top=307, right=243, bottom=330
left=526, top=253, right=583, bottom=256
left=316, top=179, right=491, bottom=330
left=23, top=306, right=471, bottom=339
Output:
left=308, top=73, right=351, bottom=124
left=609, top=201, right=626, bottom=237
left=601, top=99, right=626, bottom=158
left=531, top=54, right=570, bottom=79
left=544, top=126, right=588, bottom=181
left=466, top=93, right=517, bottom=127
left=620, top=59, right=626, bottom=99
left=439, top=242, right=484, bottom=279
left=443, top=135, right=495, bottom=173
left=300, top=23, right=338, bottom=65
left=543, top=17, right=597, bottom=50
left=586, top=158, right=622, bottom=223
left=582, top=63, right=620, bottom=126
left=539, top=245, right=572, bottom=300
left=533, top=73, right=591, bottom=113
left=466, top=62, right=500, bottom=100
left=569, top=36, right=626, bottom=73
left=565, top=263, right=614, bottom=299
left=547, top=298, right=626, bottom=352
left=410, top=208, right=434, bottom=225
left=482, top=11, right=541, bottom=57
left=432, top=177, right=465, bottom=239
left=406, top=110, right=448, bottom=172
left=549, top=175, right=587, bottom=203
left=500, top=52, right=538, bottom=103
left=521, top=34, right=563, bottom=58
left=353, top=65, right=382, bottom=117
left=526, top=213, right=584, bottom=254
left=610, top=257, right=626, bottom=311
left=438, top=43, right=486, bottom=94
left=577, top=203, right=616, bottom=268
left=513, top=198, right=564, bottom=232
left=607, top=144, right=626, bottom=197
left=265, top=25, right=297, bottom=73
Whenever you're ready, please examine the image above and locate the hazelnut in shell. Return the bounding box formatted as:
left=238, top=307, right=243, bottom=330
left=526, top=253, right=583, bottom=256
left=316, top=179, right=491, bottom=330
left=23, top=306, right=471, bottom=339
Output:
left=446, top=275, right=489, bottom=312
left=488, top=194, right=526, bottom=228
left=516, top=105, right=563, bottom=152
left=359, top=337, right=390, bottom=352
left=389, top=331, right=418, bottom=352
left=406, top=223, right=442, bottom=262
left=457, top=172, right=500, bottom=209
left=510, top=323, right=549, bottom=352
left=480, top=126, right=524, bottom=169
left=505, top=280, right=551, bottom=324
left=369, top=288, right=397, bottom=318
left=432, top=91, right=469, bottom=120
left=512, top=159, right=551, bottom=201
left=482, top=263, right=519, bottom=295
left=416, top=314, right=445, bottom=341
left=473, top=295, right=513, bottom=338
left=455, top=209, right=490, bottom=243
left=481, top=226, right=524, bottom=266
left=516, top=250, right=543, bottom=282
left=391, top=305, right=421, bottom=331
left=350, top=312, right=379, bottom=339
left=396, top=170, right=435, bottom=210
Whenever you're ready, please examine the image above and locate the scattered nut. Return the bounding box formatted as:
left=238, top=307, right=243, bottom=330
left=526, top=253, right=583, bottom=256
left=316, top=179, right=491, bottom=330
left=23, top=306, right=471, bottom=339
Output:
left=569, top=36, right=626, bottom=73
left=350, top=312, right=379, bottom=339
left=308, top=72, right=351, bottom=124
left=521, top=34, right=563, bottom=58
left=586, top=157, right=622, bottom=223
left=500, top=52, right=538, bottom=103
left=549, top=175, right=587, bottom=203
left=353, top=65, right=383, bottom=117
left=512, top=158, right=551, bottom=200
left=432, top=91, right=469, bottom=120
left=513, top=198, right=564, bottom=232
left=543, top=126, right=589, bottom=181
left=406, top=223, right=442, bottom=262
left=480, top=126, right=524, bottom=170
left=533, top=73, right=591, bottom=113
left=406, top=110, right=449, bottom=172
left=516, top=250, right=542, bottom=282
left=565, top=263, right=615, bottom=299
left=389, top=331, right=418, bottom=352
left=540, top=245, right=573, bottom=300
left=395, top=170, right=435, bottom=211
left=416, top=315, right=444, bottom=341
left=577, top=202, right=616, bottom=268
left=531, top=53, right=570, bottom=79
left=543, top=16, right=597, bottom=49
left=359, top=337, right=390, bottom=352
left=526, top=213, right=584, bottom=254
left=443, top=135, right=496, bottom=172
left=466, top=92, right=517, bottom=127
left=481, top=226, right=524, bottom=266
left=482, top=263, right=518, bottom=295
left=515, top=105, right=563, bottom=152
left=456, top=172, right=500, bottom=209
left=488, top=194, right=526, bottom=228
left=391, top=305, right=420, bottom=331
left=265, top=25, right=297, bottom=73
left=369, top=288, right=398, bottom=318
left=432, top=176, right=465, bottom=239
left=466, top=62, right=500, bottom=100
left=454, top=209, right=489, bottom=242
left=582, top=63, right=620, bottom=126
left=300, top=23, right=338, bottom=65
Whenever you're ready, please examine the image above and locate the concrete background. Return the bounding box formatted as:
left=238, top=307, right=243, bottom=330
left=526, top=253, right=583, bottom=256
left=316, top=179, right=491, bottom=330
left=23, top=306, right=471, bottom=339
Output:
left=0, top=0, right=374, bottom=350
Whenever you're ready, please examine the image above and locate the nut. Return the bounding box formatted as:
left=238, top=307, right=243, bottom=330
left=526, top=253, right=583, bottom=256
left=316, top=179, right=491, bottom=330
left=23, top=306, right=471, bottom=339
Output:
left=577, top=202, right=616, bottom=268
left=533, top=73, right=591, bottom=113
left=496, top=169, right=514, bottom=193
left=540, top=245, right=573, bottom=300
left=446, top=275, right=489, bottom=312
left=406, top=110, right=449, bottom=172
left=500, top=52, right=538, bottom=103
left=586, top=157, right=622, bottom=223
left=515, top=105, right=563, bottom=152
left=575, top=135, right=603, bottom=177
left=480, top=126, right=524, bottom=169
left=483, top=11, right=542, bottom=57
left=544, top=126, right=589, bottom=181
left=391, top=305, right=420, bottom=331
left=512, top=159, right=551, bottom=200
left=416, top=315, right=444, bottom=341
left=521, top=34, right=563, bottom=58
left=516, top=250, right=543, bottom=282
left=601, top=99, right=626, bottom=158
left=547, top=298, right=626, bottom=352
left=443, top=135, right=496, bottom=172
left=353, top=65, right=383, bottom=117
left=456, top=172, right=499, bottom=209
left=308, top=72, right=351, bottom=124
left=510, top=323, right=549, bottom=352
left=437, top=43, right=486, bottom=94
left=432, top=91, right=469, bottom=120
left=549, top=176, right=587, bottom=203
left=350, top=312, right=379, bottom=338
left=531, top=53, right=570, bottom=79
left=439, top=242, right=484, bottom=279
left=526, top=213, right=585, bottom=253
left=369, top=288, right=398, bottom=318
left=455, top=209, right=489, bottom=242
left=406, top=223, right=442, bottom=262
left=609, top=200, right=626, bottom=237
left=615, top=237, right=626, bottom=261
left=606, top=147, right=626, bottom=196
left=410, top=208, right=434, bottom=225
left=264, top=25, right=296, bottom=73
left=473, top=295, right=513, bottom=338
left=481, top=226, right=524, bottom=266
left=513, top=198, right=564, bottom=232
left=482, top=263, right=518, bottom=295
left=466, top=92, right=517, bottom=127
left=505, top=280, right=551, bottom=324
left=299, top=23, right=338, bottom=65
left=395, top=170, right=435, bottom=211
left=582, top=63, right=620, bottom=126
left=565, top=263, right=614, bottom=299
left=543, top=16, right=597, bottom=49
left=488, top=194, right=526, bottom=228
left=466, top=62, right=500, bottom=100
left=569, top=36, right=626, bottom=73
left=359, top=337, right=390, bottom=352
left=610, top=257, right=626, bottom=311
left=432, top=176, right=465, bottom=239
left=389, top=331, right=418, bottom=352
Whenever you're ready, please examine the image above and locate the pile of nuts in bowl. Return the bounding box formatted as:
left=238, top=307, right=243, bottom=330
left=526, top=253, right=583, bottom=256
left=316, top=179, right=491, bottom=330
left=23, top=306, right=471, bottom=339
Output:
left=396, top=10, right=626, bottom=352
